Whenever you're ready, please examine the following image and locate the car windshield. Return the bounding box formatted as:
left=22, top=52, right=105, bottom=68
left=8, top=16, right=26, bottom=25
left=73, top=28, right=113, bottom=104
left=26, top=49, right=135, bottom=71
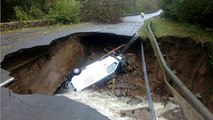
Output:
left=107, top=62, right=118, bottom=73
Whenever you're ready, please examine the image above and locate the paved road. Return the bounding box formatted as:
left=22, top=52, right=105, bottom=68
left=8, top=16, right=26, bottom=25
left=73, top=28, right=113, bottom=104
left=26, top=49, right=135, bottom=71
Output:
left=1, top=88, right=109, bottom=120
left=1, top=10, right=162, bottom=81
left=1, top=10, right=162, bottom=120
left=1, top=10, right=162, bottom=60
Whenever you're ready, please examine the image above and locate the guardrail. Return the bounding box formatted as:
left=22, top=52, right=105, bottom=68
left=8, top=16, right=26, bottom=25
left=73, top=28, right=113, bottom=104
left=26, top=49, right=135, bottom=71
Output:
left=147, top=21, right=213, bottom=120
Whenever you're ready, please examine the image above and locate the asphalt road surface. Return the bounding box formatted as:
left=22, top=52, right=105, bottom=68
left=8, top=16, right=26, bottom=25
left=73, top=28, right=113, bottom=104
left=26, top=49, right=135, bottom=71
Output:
left=1, top=88, right=109, bottom=120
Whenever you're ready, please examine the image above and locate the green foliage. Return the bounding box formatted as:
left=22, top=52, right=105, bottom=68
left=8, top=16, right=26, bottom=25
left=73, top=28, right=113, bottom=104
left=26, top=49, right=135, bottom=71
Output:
left=124, top=0, right=159, bottom=14
left=14, top=6, right=31, bottom=21
left=6, top=0, right=80, bottom=24
left=2, top=0, right=17, bottom=22
left=139, top=20, right=150, bottom=40
left=14, top=5, right=45, bottom=21
left=159, top=0, right=213, bottom=28
left=140, top=18, right=213, bottom=42
left=48, top=0, right=80, bottom=24
left=3, top=0, right=158, bottom=23
left=140, top=17, right=213, bottom=69
left=81, top=0, right=123, bottom=23
left=2, top=0, right=52, bottom=22
left=80, top=0, right=156, bottom=23
left=30, top=5, right=44, bottom=19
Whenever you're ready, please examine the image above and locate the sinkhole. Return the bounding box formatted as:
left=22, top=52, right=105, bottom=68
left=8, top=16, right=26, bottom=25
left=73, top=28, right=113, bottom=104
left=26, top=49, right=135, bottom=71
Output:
left=1, top=32, right=140, bottom=95
left=1, top=32, right=212, bottom=112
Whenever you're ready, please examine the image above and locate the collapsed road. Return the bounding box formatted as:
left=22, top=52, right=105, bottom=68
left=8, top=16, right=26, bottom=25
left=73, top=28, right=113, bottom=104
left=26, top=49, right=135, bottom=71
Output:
left=2, top=10, right=212, bottom=120
left=1, top=10, right=163, bottom=120
left=1, top=10, right=162, bottom=82
left=1, top=31, right=182, bottom=120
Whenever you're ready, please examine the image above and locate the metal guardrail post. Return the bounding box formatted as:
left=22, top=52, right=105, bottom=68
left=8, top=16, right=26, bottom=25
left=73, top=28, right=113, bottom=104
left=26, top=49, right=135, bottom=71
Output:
left=147, top=21, right=213, bottom=120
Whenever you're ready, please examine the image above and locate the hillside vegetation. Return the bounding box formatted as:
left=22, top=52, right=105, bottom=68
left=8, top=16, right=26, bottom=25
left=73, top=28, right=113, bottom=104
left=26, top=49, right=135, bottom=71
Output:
left=159, top=0, right=213, bottom=28
left=141, top=18, right=213, bottom=42
left=1, top=0, right=159, bottom=24
left=140, top=16, right=213, bottom=70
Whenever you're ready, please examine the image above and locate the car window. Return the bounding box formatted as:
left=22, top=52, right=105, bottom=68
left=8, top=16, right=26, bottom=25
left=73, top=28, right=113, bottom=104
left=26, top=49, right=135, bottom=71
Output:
left=107, top=62, right=118, bottom=73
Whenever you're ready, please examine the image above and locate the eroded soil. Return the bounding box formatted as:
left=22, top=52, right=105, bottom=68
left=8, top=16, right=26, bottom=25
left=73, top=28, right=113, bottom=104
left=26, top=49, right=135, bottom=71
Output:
left=1, top=35, right=87, bottom=95
left=99, top=36, right=213, bottom=113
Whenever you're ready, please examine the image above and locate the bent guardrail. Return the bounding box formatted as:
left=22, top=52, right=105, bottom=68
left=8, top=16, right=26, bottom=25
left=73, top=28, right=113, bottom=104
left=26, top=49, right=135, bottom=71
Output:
left=147, top=21, right=213, bottom=120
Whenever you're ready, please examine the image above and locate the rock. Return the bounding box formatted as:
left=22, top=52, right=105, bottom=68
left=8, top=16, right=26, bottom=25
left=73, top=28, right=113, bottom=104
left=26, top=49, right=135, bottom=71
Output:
left=126, top=53, right=136, bottom=65
left=131, top=84, right=138, bottom=91
left=195, top=93, right=203, bottom=100
left=114, top=89, right=122, bottom=97
left=112, top=78, right=116, bottom=85
left=120, top=107, right=150, bottom=120
left=127, top=65, right=135, bottom=72
left=98, top=89, right=105, bottom=93
left=121, top=90, right=127, bottom=96
left=127, top=98, right=143, bottom=105
left=107, top=90, right=115, bottom=96
left=126, top=90, right=132, bottom=96
left=118, top=83, right=128, bottom=89
left=107, top=84, right=116, bottom=89
left=172, top=69, right=177, bottom=74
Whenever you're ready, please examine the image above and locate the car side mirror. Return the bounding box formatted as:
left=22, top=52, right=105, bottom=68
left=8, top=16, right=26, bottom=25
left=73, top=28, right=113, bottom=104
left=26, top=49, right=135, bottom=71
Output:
left=72, top=68, right=81, bottom=75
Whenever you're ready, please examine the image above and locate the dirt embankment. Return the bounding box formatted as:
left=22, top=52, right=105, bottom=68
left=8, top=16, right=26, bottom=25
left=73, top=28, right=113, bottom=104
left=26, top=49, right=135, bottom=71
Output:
left=1, top=36, right=86, bottom=95
left=99, top=36, right=213, bottom=112
left=157, top=37, right=213, bottom=112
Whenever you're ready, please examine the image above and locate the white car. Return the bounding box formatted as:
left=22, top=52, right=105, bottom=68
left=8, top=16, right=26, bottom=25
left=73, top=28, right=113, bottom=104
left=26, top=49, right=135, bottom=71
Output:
left=66, top=54, right=124, bottom=91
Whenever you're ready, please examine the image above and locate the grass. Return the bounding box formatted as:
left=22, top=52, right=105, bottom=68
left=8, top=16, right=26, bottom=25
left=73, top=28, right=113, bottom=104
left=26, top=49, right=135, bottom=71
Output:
left=140, top=17, right=213, bottom=69
left=140, top=17, right=213, bottom=43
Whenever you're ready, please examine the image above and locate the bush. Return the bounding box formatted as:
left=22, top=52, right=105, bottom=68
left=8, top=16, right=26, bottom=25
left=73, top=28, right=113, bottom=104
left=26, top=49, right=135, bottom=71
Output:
left=48, top=0, right=80, bottom=24
left=13, top=0, right=80, bottom=24
left=14, top=6, right=31, bottom=21
left=30, top=5, right=44, bottom=19
left=123, top=0, right=159, bottom=14
left=159, top=0, right=213, bottom=28
left=81, top=0, right=123, bottom=23
left=14, top=5, right=45, bottom=21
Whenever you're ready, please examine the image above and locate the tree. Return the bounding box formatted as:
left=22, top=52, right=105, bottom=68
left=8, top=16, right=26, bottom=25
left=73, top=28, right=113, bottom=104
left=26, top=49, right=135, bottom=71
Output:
left=48, top=0, right=80, bottom=24
left=80, top=0, right=123, bottom=23
left=1, top=0, right=57, bottom=22
left=159, top=0, right=213, bottom=28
